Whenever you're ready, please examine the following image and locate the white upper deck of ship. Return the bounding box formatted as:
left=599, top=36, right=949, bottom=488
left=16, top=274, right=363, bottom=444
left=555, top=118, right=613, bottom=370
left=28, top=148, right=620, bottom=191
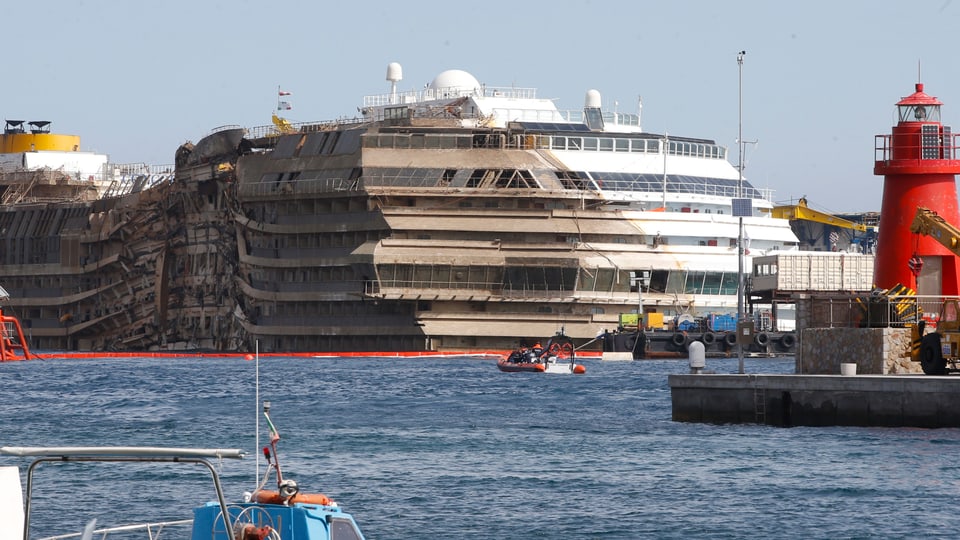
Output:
left=357, top=64, right=770, bottom=214
left=362, top=63, right=645, bottom=132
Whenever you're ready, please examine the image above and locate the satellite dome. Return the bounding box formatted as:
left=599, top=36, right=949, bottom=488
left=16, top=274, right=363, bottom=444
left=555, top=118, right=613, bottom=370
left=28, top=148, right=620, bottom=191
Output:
left=429, top=70, right=481, bottom=93
left=585, top=89, right=602, bottom=109
left=386, top=62, right=403, bottom=83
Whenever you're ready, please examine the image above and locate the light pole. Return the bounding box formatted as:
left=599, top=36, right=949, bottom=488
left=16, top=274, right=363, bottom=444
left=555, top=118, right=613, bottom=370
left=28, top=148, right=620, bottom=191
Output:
left=737, top=50, right=746, bottom=375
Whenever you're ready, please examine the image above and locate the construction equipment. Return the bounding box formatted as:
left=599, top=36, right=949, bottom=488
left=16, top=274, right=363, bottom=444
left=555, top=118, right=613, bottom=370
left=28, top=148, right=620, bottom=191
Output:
left=910, top=206, right=960, bottom=253
left=856, top=283, right=918, bottom=328
left=907, top=207, right=960, bottom=373
left=911, top=300, right=960, bottom=375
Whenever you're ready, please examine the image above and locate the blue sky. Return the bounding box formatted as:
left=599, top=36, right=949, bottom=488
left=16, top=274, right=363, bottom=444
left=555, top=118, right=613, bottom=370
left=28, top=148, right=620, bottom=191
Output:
left=6, top=0, right=960, bottom=213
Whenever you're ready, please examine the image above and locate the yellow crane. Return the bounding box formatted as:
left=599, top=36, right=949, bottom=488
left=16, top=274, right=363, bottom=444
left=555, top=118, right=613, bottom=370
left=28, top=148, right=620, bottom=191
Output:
left=771, top=197, right=868, bottom=233
left=910, top=206, right=960, bottom=253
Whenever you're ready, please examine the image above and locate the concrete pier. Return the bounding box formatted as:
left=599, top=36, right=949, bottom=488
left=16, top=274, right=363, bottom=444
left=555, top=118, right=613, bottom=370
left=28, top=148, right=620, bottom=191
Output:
left=669, top=373, right=960, bottom=427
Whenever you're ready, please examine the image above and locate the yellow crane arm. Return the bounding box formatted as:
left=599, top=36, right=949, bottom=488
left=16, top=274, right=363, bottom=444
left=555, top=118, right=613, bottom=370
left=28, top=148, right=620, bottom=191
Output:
left=771, top=200, right=868, bottom=232
left=911, top=206, right=960, bottom=253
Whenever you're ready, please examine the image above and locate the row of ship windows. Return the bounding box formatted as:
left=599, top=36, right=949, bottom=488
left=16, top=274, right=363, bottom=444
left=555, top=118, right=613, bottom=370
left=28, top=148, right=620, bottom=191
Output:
left=363, top=132, right=727, bottom=160
left=243, top=167, right=763, bottom=206
left=372, top=265, right=742, bottom=297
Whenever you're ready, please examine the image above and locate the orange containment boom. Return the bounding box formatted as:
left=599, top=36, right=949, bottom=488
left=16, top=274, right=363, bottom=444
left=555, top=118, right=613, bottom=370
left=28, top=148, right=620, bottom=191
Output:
left=0, top=308, right=31, bottom=361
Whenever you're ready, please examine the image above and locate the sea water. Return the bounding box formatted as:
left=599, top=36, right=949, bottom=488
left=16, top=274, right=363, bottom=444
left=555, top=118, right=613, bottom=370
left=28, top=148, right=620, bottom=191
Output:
left=2, top=355, right=960, bottom=539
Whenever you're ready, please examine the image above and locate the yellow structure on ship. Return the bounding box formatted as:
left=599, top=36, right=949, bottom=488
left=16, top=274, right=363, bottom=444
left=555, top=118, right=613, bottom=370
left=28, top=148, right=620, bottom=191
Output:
left=0, top=120, right=80, bottom=153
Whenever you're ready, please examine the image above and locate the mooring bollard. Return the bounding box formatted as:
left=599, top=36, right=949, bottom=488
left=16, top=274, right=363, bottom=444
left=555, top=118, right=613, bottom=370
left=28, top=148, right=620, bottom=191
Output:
left=688, top=341, right=705, bottom=374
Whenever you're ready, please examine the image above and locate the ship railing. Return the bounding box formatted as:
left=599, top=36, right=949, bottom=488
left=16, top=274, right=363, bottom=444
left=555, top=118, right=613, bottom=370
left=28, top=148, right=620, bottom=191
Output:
left=363, top=85, right=538, bottom=108
left=103, top=163, right=175, bottom=198
left=368, top=279, right=635, bottom=301
left=244, top=117, right=368, bottom=140
left=238, top=177, right=360, bottom=198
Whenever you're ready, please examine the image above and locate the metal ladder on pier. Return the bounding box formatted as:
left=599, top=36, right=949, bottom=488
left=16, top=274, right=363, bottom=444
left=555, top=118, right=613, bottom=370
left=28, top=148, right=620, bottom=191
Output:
left=752, top=379, right=766, bottom=424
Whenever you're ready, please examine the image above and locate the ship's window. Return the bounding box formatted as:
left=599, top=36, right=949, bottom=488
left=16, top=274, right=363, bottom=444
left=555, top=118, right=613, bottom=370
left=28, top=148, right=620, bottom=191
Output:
left=685, top=271, right=706, bottom=294
left=665, top=271, right=685, bottom=294
left=321, top=131, right=340, bottom=154
left=272, top=135, right=301, bottom=159
left=593, top=268, right=615, bottom=291
left=720, top=272, right=739, bottom=295
left=301, top=132, right=328, bottom=155
left=503, top=265, right=578, bottom=291
left=599, top=138, right=614, bottom=151
left=384, top=106, right=409, bottom=120
left=466, top=170, right=485, bottom=188
left=615, top=138, right=629, bottom=152
left=332, top=129, right=362, bottom=154
left=440, top=169, right=456, bottom=185
left=582, top=137, right=599, bottom=151
left=433, top=266, right=451, bottom=284
left=703, top=272, right=723, bottom=294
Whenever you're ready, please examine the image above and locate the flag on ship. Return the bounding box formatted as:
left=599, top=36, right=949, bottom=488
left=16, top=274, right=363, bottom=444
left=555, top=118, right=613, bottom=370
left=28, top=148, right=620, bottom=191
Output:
left=277, top=86, right=293, bottom=111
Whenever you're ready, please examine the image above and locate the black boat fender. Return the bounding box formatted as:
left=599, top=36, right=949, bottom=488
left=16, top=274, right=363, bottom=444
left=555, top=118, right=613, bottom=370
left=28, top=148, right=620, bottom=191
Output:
left=701, top=332, right=716, bottom=346
left=671, top=332, right=687, bottom=347
left=779, top=333, right=796, bottom=349
left=724, top=332, right=738, bottom=348
left=755, top=332, right=770, bottom=347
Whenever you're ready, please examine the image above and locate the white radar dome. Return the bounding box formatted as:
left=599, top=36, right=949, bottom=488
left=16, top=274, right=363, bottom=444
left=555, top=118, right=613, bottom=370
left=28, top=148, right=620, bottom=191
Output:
left=386, top=62, right=403, bottom=83
left=585, top=89, right=602, bottom=109
left=429, top=70, right=481, bottom=93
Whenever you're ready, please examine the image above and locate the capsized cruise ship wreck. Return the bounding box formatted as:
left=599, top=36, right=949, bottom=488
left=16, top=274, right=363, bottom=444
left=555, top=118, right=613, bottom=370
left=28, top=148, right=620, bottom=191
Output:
left=0, top=64, right=805, bottom=353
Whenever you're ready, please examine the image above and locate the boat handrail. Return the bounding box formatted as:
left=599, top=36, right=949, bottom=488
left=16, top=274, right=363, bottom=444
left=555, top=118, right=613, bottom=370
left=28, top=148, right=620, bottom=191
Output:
left=37, top=519, right=193, bottom=540
left=1, top=446, right=244, bottom=459
left=3, top=446, right=244, bottom=540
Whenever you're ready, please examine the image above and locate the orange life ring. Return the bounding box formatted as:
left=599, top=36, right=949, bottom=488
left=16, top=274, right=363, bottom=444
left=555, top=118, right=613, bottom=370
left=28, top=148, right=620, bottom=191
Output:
left=252, top=490, right=333, bottom=506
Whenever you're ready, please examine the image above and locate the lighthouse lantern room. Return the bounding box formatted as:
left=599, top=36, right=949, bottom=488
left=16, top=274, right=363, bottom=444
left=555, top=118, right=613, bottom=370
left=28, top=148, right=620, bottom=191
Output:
left=874, top=82, right=960, bottom=297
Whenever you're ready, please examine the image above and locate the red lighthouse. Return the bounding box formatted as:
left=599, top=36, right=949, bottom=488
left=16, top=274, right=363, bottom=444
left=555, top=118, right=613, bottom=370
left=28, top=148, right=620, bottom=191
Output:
left=874, top=82, right=960, bottom=295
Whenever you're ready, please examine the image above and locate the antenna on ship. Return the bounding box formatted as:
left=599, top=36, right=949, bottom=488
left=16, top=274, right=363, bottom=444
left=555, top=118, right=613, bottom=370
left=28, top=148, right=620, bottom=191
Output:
left=637, top=95, right=643, bottom=132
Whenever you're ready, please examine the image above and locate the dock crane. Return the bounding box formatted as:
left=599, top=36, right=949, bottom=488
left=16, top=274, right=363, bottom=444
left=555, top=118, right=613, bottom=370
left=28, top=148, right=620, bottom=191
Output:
left=771, top=197, right=869, bottom=233
left=772, top=197, right=872, bottom=252
left=907, top=206, right=960, bottom=374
